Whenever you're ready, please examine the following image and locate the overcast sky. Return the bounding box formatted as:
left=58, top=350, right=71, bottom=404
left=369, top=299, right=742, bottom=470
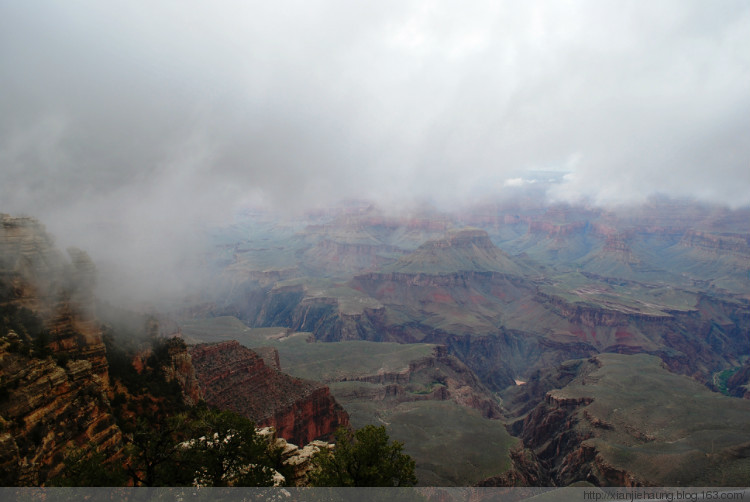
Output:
left=2, top=0, right=749, bottom=302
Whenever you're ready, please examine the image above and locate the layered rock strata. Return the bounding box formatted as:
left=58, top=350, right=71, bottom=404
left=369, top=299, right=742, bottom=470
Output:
left=502, top=354, right=750, bottom=486
left=336, top=346, right=502, bottom=419
left=0, top=215, right=122, bottom=486
left=189, top=341, right=349, bottom=445
left=0, top=346, right=121, bottom=485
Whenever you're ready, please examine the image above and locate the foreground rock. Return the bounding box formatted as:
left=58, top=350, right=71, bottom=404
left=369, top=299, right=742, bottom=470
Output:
left=257, top=427, right=332, bottom=486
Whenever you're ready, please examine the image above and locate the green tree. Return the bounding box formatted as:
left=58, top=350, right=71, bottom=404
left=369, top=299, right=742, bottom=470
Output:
left=176, top=408, right=279, bottom=487
left=125, top=415, right=189, bottom=486
left=308, top=425, right=417, bottom=487
left=121, top=406, right=283, bottom=487
left=47, top=444, right=127, bottom=487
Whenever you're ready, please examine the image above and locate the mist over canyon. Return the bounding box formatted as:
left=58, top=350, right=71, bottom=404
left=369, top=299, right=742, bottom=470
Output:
left=2, top=196, right=750, bottom=486
left=2, top=0, right=750, bottom=489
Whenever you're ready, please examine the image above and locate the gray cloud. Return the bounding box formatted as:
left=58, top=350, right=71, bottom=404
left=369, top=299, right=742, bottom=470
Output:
left=2, top=0, right=749, bottom=302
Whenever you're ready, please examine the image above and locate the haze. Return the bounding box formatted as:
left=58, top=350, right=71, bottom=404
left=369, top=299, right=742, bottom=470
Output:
left=2, top=0, right=749, bottom=304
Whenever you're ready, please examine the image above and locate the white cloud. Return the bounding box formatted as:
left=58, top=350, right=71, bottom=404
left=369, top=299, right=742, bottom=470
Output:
left=2, top=0, right=749, bottom=300
left=503, top=178, right=525, bottom=188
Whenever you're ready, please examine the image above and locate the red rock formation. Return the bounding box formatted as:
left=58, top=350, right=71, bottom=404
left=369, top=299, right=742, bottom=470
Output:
left=0, top=215, right=123, bottom=486
left=189, top=341, right=349, bottom=445
left=679, top=230, right=750, bottom=256
left=253, top=346, right=282, bottom=371
left=160, top=339, right=203, bottom=406
left=0, top=351, right=122, bottom=485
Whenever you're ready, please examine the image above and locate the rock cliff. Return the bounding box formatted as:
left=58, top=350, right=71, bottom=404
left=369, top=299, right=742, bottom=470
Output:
left=336, top=346, right=502, bottom=419
left=189, top=341, right=349, bottom=445
left=301, top=239, right=402, bottom=276
left=679, top=230, right=750, bottom=256
left=0, top=348, right=122, bottom=485
left=382, top=229, right=533, bottom=276
left=0, top=215, right=122, bottom=486
left=258, top=427, right=333, bottom=486
left=251, top=281, right=390, bottom=343
left=159, top=338, right=203, bottom=406
left=503, top=354, right=750, bottom=486
left=726, top=361, right=750, bottom=399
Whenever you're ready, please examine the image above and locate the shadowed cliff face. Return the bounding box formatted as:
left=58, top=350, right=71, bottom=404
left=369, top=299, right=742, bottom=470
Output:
left=0, top=215, right=122, bottom=486
left=500, top=354, right=750, bottom=487
left=189, top=341, right=349, bottom=445
left=725, top=361, right=750, bottom=399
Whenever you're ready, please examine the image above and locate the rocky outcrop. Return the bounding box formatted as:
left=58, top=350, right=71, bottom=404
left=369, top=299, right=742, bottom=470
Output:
left=252, top=284, right=306, bottom=329
left=288, top=296, right=387, bottom=342
left=160, top=339, right=203, bottom=406
left=0, top=347, right=122, bottom=485
left=679, top=230, right=750, bottom=256
left=258, top=427, right=333, bottom=486
left=726, top=362, right=750, bottom=399
left=1, top=216, right=109, bottom=380
left=189, top=341, right=349, bottom=445
left=477, top=445, right=552, bottom=487
left=505, top=354, right=750, bottom=487
left=271, top=386, right=348, bottom=448
left=381, top=229, right=532, bottom=276
left=536, top=291, right=671, bottom=327
left=528, top=221, right=589, bottom=239
left=252, top=283, right=389, bottom=343
left=338, top=346, right=503, bottom=419
left=253, top=346, right=282, bottom=371
left=301, top=239, right=401, bottom=276
left=0, top=215, right=123, bottom=486
left=0, top=215, right=64, bottom=315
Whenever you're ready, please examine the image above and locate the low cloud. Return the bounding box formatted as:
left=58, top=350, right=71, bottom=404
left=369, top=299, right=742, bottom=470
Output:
left=2, top=0, right=748, bottom=303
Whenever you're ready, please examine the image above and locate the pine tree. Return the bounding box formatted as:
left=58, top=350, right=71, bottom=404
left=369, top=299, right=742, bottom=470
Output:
left=309, top=425, right=417, bottom=487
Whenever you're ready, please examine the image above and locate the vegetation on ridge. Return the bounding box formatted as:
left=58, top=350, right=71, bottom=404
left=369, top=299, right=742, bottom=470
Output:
left=50, top=405, right=287, bottom=487
left=308, top=425, right=417, bottom=487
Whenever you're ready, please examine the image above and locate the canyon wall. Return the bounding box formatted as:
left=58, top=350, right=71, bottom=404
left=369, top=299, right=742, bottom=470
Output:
left=335, top=345, right=503, bottom=419
left=189, top=341, right=349, bottom=445
left=501, top=354, right=750, bottom=487
left=0, top=215, right=123, bottom=486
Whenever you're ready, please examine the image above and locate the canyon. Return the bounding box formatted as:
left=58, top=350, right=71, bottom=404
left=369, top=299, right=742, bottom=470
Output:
left=2, top=197, right=750, bottom=487
left=0, top=215, right=349, bottom=485
left=499, top=354, right=750, bottom=486
left=201, top=199, right=750, bottom=486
